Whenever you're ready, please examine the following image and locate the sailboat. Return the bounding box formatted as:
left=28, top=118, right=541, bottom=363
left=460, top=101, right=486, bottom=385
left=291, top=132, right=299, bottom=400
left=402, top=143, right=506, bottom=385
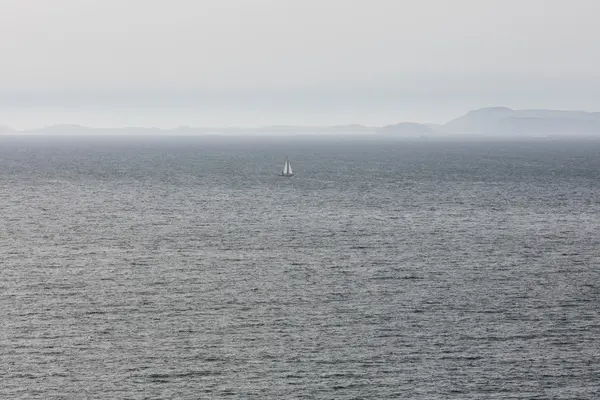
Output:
left=280, top=157, right=294, bottom=177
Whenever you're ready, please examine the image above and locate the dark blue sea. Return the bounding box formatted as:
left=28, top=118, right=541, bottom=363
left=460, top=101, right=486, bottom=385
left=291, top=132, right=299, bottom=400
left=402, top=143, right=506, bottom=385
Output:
left=1, top=135, right=599, bottom=399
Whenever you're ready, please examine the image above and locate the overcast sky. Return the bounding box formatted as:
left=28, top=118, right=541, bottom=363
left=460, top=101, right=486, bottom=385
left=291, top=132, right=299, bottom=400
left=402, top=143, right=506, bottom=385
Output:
left=1, top=0, right=599, bottom=128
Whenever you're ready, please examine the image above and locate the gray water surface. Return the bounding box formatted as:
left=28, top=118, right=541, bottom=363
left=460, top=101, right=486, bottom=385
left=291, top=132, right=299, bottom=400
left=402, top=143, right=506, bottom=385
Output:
left=1, top=136, right=599, bottom=399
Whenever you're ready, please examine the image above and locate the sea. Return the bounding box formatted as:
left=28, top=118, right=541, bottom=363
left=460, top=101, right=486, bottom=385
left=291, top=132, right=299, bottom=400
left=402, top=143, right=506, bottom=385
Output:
left=0, top=135, right=599, bottom=399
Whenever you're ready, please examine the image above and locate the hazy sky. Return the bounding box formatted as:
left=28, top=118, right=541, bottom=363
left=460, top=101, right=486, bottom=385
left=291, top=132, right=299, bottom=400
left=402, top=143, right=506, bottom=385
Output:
left=1, top=0, right=599, bottom=128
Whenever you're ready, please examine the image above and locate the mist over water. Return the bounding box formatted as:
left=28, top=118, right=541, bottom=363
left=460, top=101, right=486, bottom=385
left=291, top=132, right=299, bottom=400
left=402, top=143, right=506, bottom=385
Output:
left=1, top=135, right=599, bottom=399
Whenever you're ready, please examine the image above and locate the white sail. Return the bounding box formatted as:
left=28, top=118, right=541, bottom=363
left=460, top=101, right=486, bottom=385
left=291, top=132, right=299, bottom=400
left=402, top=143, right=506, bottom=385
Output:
left=281, top=157, right=293, bottom=176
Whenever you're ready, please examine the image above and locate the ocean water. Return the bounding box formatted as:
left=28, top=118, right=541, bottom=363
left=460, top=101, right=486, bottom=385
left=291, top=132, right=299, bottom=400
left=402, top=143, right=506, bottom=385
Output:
left=0, top=135, right=599, bottom=399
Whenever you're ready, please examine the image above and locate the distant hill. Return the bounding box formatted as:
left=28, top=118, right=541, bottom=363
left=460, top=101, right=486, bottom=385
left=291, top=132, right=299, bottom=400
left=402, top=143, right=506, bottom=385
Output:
left=4, top=107, right=600, bottom=137
left=377, top=122, right=435, bottom=136
left=23, top=124, right=91, bottom=134
left=424, top=123, right=444, bottom=131
left=377, top=106, right=600, bottom=137
left=21, top=124, right=168, bottom=135
left=244, top=124, right=374, bottom=135
left=442, top=107, right=600, bottom=136
left=19, top=124, right=376, bottom=136
left=442, top=107, right=515, bottom=134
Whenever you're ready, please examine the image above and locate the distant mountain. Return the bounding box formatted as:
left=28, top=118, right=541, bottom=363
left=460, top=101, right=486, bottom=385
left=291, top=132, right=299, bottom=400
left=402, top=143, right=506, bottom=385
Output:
left=246, top=124, right=374, bottom=134
left=23, top=124, right=89, bottom=134
left=5, top=107, right=600, bottom=137
left=377, top=122, right=435, bottom=136
left=22, top=124, right=167, bottom=134
left=442, top=107, right=515, bottom=134
left=424, top=123, right=444, bottom=130
left=16, top=123, right=376, bottom=136
left=442, top=107, right=600, bottom=136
